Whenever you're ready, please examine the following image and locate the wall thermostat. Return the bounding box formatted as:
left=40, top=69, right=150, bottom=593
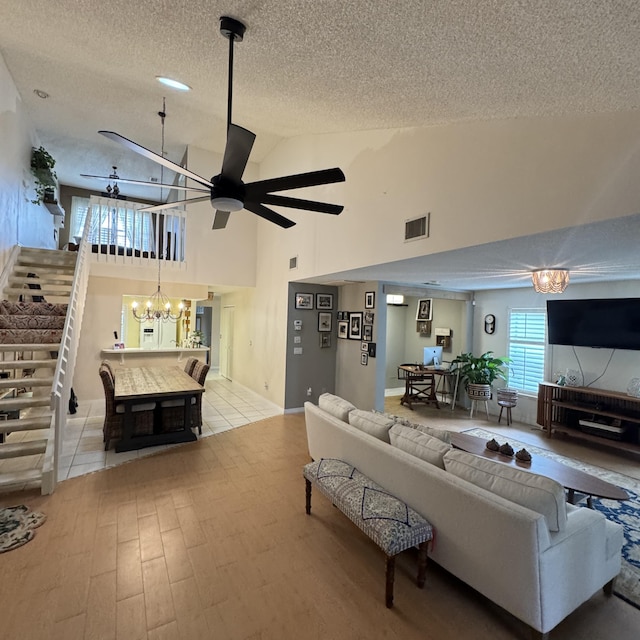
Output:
left=294, top=320, right=302, bottom=330
left=484, top=314, right=496, bottom=334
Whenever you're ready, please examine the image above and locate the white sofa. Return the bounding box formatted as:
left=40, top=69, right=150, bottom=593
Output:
left=304, top=395, right=623, bottom=639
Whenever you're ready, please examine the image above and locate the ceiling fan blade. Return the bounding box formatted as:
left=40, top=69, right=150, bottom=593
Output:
left=221, top=124, right=256, bottom=182
left=212, top=210, right=231, bottom=230
left=244, top=202, right=296, bottom=229
left=257, top=194, right=343, bottom=215
left=80, top=174, right=209, bottom=193
left=139, top=196, right=210, bottom=212
left=99, top=131, right=213, bottom=189
left=245, top=168, right=345, bottom=196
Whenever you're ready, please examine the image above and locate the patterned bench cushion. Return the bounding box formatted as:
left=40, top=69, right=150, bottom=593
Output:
left=304, top=458, right=433, bottom=556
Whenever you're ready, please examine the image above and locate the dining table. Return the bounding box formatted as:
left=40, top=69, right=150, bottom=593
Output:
left=114, top=365, right=204, bottom=452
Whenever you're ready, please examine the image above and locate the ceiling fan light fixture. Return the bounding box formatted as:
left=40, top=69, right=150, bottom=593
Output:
left=531, top=269, right=569, bottom=293
left=156, top=76, right=191, bottom=92
left=211, top=196, right=243, bottom=212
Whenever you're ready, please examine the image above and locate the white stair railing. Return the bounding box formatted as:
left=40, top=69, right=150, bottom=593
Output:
left=42, top=206, right=93, bottom=494
left=88, top=196, right=187, bottom=270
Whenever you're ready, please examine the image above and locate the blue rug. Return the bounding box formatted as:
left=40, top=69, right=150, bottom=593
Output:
left=465, top=428, right=640, bottom=610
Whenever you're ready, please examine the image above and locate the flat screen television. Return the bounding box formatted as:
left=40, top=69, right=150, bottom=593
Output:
left=546, top=298, right=640, bottom=350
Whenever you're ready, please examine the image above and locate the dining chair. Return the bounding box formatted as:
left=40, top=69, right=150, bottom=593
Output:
left=160, top=360, right=210, bottom=434
left=101, top=359, right=115, bottom=380
left=99, top=365, right=155, bottom=451
left=183, top=356, right=198, bottom=377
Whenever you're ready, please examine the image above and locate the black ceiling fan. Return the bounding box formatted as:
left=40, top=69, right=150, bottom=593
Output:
left=95, top=16, right=345, bottom=230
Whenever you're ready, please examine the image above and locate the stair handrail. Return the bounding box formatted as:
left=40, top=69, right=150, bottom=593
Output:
left=0, top=244, right=21, bottom=298
left=44, top=205, right=94, bottom=493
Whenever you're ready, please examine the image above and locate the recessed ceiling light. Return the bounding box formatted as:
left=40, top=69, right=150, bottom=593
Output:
left=33, top=89, right=49, bottom=99
left=156, top=76, right=191, bottom=91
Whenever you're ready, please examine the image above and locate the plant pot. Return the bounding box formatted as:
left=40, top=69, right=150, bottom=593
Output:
left=466, top=383, right=492, bottom=401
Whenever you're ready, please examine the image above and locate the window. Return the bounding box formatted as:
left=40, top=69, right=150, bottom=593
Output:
left=508, top=308, right=546, bottom=394
left=71, top=196, right=154, bottom=252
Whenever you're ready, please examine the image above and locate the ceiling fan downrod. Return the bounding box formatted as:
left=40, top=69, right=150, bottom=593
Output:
left=220, top=16, right=246, bottom=131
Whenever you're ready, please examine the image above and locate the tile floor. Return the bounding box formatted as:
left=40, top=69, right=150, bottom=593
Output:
left=60, top=371, right=282, bottom=480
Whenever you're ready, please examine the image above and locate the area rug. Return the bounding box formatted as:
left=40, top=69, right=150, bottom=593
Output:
left=464, top=428, right=640, bottom=610
left=0, top=505, right=47, bottom=553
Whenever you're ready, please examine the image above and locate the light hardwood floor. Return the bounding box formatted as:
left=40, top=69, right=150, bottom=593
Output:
left=1, top=404, right=639, bottom=639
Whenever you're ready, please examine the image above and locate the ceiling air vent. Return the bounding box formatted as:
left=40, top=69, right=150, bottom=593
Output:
left=405, top=213, right=430, bottom=241
left=289, top=256, right=298, bottom=270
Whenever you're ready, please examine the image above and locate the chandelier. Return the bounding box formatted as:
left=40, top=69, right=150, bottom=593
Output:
left=531, top=269, right=570, bottom=293
left=131, top=98, right=184, bottom=322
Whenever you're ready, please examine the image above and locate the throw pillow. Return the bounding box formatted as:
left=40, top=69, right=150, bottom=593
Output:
left=318, top=393, right=356, bottom=422
left=443, top=449, right=567, bottom=532
left=389, top=424, right=451, bottom=468
left=348, top=410, right=395, bottom=442
left=409, top=422, right=452, bottom=444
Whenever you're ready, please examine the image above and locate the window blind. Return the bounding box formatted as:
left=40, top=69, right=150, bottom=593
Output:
left=508, top=308, right=546, bottom=394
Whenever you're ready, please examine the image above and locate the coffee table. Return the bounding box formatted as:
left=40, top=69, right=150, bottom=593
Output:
left=450, top=432, right=628, bottom=507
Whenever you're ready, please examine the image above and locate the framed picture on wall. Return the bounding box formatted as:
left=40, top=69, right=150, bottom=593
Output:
left=318, top=312, right=332, bottom=332
left=316, top=293, right=334, bottom=310
left=364, top=311, right=374, bottom=325
left=365, top=291, right=375, bottom=309
left=361, top=341, right=368, bottom=351
left=295, top=293, right=313, bottom=310
left=368, top=342, right=377, bottom=358
left=337, top=320, right=349, bottom=339
left=416, top=298, right=432, bottom=321
left=361, top=352, right=369, bottom=366
left=363, top=324, right=373, bottom=341
left=320, top=333, right=331, bottom=348
left=348, top=312, right=363, bottom=340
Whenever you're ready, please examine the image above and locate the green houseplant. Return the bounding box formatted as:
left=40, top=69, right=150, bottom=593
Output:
left=30, top=145, right=58, bottom=205
left=450, top=351, right=511, bottom=400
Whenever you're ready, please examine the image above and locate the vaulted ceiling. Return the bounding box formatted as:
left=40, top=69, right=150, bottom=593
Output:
left=1, top=1, right=639, bottom=289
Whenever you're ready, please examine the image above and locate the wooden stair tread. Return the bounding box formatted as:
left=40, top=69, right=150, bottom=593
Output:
left=3, top=286, right=72, bottom=297
left=0, top=343, right=60, bottom=351
left=0, top=416, right=51, bottom=433
left=0, top=396, right=51, bottom=411
left=0, top=468, right=43, bottom=488
left=0, top=360, right=58, bottom=370
left=0, top=439, right=48, bottom=458
left=8, top=276, right=73, bottom=286
left=0, top=377, right=55, bottom=389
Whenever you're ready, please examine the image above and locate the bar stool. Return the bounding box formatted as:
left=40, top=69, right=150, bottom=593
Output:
left=497, top=388, right=518, bottom=425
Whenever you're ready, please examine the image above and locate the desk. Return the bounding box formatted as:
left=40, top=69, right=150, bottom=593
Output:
left=398, top=366, right=459, bottom=411
left=114, top=366, right=204, bottom=452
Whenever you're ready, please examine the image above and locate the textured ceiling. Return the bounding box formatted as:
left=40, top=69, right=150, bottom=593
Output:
left=1, top=1, right=639, bottom=289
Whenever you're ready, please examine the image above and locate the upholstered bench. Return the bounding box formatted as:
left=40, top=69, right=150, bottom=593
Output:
left=303, top=458, right=433, bottom=607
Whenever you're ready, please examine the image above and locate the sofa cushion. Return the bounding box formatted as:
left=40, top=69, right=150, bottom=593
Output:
left=374, top=411, right=452, bottom=443
left=348, top=410, right=395, bottom=442
left=318, top=393, right=356, bottom=422
left=389, top=424, right=451, bottom=468
left=443, top=449, right=567, bottom=532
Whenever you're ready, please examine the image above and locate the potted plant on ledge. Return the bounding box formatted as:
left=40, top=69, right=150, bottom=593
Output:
left=450, top=351, right=511, bottom=402
left=30, top=145, right=58, bottom=205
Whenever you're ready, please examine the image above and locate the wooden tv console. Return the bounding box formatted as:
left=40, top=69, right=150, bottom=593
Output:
left=537, top=382, right=640, bottom=455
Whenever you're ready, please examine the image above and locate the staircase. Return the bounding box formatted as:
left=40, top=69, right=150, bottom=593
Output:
left=0, top=247, right=77, bottom=492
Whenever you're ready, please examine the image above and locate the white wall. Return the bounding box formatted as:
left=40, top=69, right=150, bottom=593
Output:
left=473, top=280, right=640, bottom=426
left=0, top=51, right=56, bottom=271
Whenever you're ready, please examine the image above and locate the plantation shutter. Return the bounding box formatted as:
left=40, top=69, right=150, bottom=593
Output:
left=508, top=308, right=546, bottom=394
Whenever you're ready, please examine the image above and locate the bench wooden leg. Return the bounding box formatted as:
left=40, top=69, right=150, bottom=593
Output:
left=417, top=541, right=429, bottom=588
left=305, top=478, right=312, bottom=515
left=385, top=554, right=396, bottom=608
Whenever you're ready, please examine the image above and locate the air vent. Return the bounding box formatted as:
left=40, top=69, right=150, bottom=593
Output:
left=289, top=256, right=298, bottom=270
left=405, top=213, right=430, bottom=241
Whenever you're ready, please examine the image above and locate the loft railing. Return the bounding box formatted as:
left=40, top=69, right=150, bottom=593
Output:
left=42, top=205, right=93, bottom=493
left=87, top=196, right=187, bottom=269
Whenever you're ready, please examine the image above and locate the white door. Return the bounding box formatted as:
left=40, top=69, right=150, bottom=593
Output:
left=220, top=306, right=234, bottom=380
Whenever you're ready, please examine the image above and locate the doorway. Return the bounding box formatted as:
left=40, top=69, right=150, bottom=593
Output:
left=220, top=305, right=235, bottom=380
